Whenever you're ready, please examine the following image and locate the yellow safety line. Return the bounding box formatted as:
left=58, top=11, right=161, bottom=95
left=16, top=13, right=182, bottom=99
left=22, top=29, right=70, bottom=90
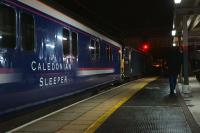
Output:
left=84, top=77, right=158, bottom=133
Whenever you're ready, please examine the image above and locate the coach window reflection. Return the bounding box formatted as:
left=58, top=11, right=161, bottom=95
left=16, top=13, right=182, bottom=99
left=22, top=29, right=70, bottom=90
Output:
left=62, top=29, right=70, bottom=58
left=90, top=39, right=95, bottom=60
left=0, top=4, right=16, bottom=49
left=96, top=40, right=100, bottom=60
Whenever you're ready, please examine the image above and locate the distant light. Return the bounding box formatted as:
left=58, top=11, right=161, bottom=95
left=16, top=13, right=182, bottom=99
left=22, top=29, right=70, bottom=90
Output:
left=173, top=43, right=176, bottom=47
left=153, top=64, right=160, bottom=68
left=0, top=36, right=2, bottom=39
left=174, top=0, right=182, bottom=4
left=171, top=30, right=176, bottom=36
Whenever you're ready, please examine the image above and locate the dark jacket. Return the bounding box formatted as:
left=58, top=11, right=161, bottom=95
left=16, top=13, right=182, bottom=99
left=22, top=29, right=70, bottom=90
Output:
left=166, top=47, right=183, bottom=75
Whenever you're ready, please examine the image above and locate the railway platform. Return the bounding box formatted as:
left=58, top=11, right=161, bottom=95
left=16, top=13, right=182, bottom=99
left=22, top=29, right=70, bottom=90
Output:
left=8, top=77, right=200, bottom=133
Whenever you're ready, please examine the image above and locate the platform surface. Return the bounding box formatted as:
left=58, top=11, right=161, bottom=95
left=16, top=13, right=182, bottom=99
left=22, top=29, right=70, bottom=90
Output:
left=10, top=78, right=156, bottom=133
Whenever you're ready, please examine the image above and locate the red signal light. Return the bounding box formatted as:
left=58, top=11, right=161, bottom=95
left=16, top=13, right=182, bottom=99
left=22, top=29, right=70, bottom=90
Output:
left=143, top=44, right=149, bottom=50
left=141, top=42, right=150, bottom=52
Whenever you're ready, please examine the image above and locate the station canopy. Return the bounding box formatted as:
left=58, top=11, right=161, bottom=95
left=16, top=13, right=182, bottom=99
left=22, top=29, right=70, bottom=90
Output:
left=174, top=0, right=200, bottom=39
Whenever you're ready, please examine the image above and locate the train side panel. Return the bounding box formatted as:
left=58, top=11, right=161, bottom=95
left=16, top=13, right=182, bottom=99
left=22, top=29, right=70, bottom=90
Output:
left=0, top=0, right=121, bottom=116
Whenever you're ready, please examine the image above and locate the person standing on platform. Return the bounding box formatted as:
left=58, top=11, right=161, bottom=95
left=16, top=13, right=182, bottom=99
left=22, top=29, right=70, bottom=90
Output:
left=166, top=46, right=183, bottom=95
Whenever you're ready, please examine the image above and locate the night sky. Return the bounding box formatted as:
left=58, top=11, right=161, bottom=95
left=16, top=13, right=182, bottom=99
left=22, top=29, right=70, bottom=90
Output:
left=45, top=0, right=174, bottom=40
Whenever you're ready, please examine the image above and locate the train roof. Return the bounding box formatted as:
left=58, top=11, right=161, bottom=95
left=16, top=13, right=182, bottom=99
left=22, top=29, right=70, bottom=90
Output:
left=17, top=0, right=122, bottom=48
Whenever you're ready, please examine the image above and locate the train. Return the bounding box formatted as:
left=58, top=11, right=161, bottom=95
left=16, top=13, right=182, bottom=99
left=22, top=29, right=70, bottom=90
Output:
left=0, top=0, right=147, bottom=116
left=123, top=46, right=150, bottom=79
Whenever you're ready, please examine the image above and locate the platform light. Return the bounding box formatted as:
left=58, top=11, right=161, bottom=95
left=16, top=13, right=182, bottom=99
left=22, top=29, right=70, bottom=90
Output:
left=171, top=30, right=176, bottom=36
left=0, top=36, right=2, bottom=39
left=173, top=43, right=176, bottom=47
left=174, top=0, right=182, bottom=4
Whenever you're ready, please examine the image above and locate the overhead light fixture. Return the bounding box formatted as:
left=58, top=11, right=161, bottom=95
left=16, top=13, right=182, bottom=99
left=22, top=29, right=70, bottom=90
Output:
left=171, top=30, right=176, bottom=36
left=174, top=0, right=182, bottom=4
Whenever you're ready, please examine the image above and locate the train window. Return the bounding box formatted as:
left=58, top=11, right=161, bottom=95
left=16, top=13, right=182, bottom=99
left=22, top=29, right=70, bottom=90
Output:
left=0, top=4, right=16, bottom=49
left=90, top=39, right=95, bottom=60
left=62, top=28, right=70, bottom=56
left=106, top=45, right=110, bottom=62
left=72, top=32, right=77, bottom=57
left=21, top=13, right=34, bottom=51
left=110, top=47, right=113, bottom=62
left=90, top=39, right=101, bottom=61
left=96, top=41, right=100, bottom=60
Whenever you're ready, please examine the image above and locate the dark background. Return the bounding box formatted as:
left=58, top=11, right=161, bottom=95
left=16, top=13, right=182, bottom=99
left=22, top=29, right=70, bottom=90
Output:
left=42, top=0, right=174, bottom=43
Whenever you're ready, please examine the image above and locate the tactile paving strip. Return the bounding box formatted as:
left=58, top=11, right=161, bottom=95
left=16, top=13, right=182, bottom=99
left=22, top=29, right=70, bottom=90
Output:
left=96, top=79, right=192, bottom=133
left=96, top=107, right=191, bottom=133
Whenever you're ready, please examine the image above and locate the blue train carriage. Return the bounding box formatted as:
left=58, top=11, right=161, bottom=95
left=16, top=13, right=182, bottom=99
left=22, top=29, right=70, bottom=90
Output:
left=123, top=46, right=146, bottom=79
left=0, top=0, right=122, bottom=116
